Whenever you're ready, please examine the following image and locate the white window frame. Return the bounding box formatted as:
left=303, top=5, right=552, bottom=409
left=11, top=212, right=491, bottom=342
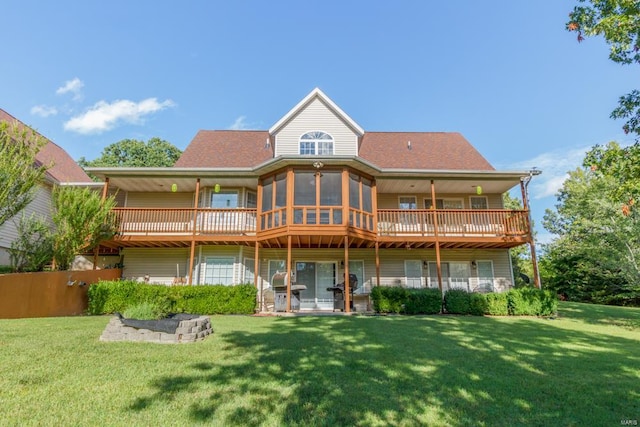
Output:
left=210, top=190, right=239, bottom=208
left=424, top=198, right=465, bottom=209
left=244, top=258, right=255, bottom=284
left=299, top=131, right=334, bottom=156
left=203, top=257, right=235, bottom=285
left=475, top=260, right=495, bottom=292
left=404, top=260, right=424, bottom=288
left=246, top=190, right=257, bottom=209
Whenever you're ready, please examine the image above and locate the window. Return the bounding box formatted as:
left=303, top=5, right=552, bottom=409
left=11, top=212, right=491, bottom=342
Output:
left=405, top=260, right=423, bottom=288
left=244, top=258, right=255, bottom=284
left=299, top=131, right=334, bottom=155
left=268, top=260, right=286, bottom=286
left=204, top=257, right=234, bottom=285
left=399, top=196, right=417, bottom=210
left=469, top=196, right=488, bottom=209
left=211, top=190, right=238, bottom=208
left=246, top=191, right=257, bottom=209
left=476, top=260, right=494, bottom=292
left=426, top=198, right=464, bottom=209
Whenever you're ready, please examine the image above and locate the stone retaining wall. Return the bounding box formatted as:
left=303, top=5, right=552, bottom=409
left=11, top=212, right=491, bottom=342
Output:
left=100, top=315, right=213, bottom=344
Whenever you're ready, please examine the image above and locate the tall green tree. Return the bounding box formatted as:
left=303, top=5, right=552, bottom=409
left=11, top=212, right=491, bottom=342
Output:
left=78, top=137, right=182, bottom=168
left=542, top=143, right=640, bottom=305
left=567, top=0, right=640, bottom=136
left=52, top=186, right=118, bottom=270
left=0, top=122, right=50, bottom=227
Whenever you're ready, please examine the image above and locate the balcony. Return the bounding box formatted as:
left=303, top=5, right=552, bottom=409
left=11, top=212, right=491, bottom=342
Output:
left=107, top=207, right=529, bottom=249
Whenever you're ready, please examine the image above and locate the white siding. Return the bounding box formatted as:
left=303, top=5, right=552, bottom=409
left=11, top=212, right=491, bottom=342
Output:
left=0, top=184, right=53, bottom=263
left=125, top=192, right=194, bottom=208
left=121, top=248, right=190, bottom=285
left=274, top=98, right=358, bottom=156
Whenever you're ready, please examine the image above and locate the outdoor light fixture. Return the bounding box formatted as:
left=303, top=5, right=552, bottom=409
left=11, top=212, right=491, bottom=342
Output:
left=214, top=184, right=221, bottom=193
left=423, top=260, right=428, bottom=269
left=313, top=161, right=324, bottom=169
left=471, top=261, right=477, bottom=269
left=171, top=183, right=178, bottom=192
left=476, top=185, right=482, bottom=195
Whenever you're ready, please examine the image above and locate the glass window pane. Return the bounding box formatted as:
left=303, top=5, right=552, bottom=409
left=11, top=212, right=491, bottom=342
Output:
left=299, top=141, right=315, bottom=155
left=275, top=172, right=287, bottom=207
left=470, top=196, right=488, bottom=209
left=247, top=191, right=257, bottom=209
left=262, top=177, right=273, bottom=211
left=320, top=171, right=342, bottom=206
left=317, top=140, right=333, bottom=155
left=362, top=178, right=372, bottom=213
left=294, top=172, right=316, bottom=205
left=204, top=257, right=234, bottom=285
left=399, top=196, right=417, bottom=210
left=244, top=258, right=254, bottom=284
left=211, top=191, right=238, bottom=208
left=349, top=174, right=360, bottom=209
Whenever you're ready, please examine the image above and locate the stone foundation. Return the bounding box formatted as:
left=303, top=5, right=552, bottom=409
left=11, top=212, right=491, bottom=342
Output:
left=100, top=315, right=213, bottom=344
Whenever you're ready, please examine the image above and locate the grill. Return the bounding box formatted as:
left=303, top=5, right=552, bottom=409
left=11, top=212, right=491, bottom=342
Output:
left=327, top=273, right=358, bottom=312
left=271, top=271, right=307, bottom=312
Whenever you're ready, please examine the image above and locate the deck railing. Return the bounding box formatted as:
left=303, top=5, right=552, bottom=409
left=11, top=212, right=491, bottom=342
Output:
left=377, top=209, right=529, bottom=237
left=112, top=208, right=529, bottom=238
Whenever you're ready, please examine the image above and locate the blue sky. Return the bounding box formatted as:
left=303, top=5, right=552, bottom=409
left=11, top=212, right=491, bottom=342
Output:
left=1, top=1, right=635, bottom=243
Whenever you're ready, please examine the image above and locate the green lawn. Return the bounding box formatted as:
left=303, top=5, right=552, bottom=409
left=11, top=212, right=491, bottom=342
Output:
left=0, top=302, right=639, bottom=426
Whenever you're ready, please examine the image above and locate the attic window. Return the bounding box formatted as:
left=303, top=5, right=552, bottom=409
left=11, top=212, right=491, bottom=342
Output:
left=299, top=131, right=334, bottom=156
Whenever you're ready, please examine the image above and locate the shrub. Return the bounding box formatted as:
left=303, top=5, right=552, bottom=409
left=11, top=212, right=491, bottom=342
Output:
left=404, top=288, right=442, bottom=314
left=87, top=281, right=257, bottom=315
left=8, top=213, right=54, bottom=272
left=508, top=287, right=559, bottom=316
left=484, top=293, right=509, bottom=316
left=371, top=286, right=408, bottom=314
left=122, top=302, right=167, bottom=320
left=444, top=289, right=471, bottom=314
left=469, top=293, right=488, bottom=316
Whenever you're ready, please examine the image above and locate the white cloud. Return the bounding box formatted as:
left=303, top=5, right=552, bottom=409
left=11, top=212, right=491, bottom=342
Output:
left=509, top=145, right=591, bottom=200
left=30, top=104, right=58, bottom=117
left=229, top=115, right=249, bottom=130
left=56, top=77, right=84, bottom=101
left=63, top=98, right=175, bottom=134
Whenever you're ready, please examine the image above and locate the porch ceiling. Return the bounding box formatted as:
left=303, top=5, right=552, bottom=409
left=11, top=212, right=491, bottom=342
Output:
left=376, top=177, right=521, bottom=195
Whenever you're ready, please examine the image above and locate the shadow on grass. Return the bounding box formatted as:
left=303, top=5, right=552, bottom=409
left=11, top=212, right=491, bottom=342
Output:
left=129, top=314, right=640, bottom=426
left=559, top=301, right=640, bottom=330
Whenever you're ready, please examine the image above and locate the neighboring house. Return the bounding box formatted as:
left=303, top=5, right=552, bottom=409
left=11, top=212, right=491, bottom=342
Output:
left=0, top=109, right=93, bottom=266
left=88, top=88, right=540, bottom=312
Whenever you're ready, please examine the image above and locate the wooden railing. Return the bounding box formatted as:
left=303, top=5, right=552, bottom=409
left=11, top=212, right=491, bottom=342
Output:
left=377, top=209, right=529, bottom=237
left=114, top=208, right=257, bottom=235
left=112, top=207, right=529, bottom=239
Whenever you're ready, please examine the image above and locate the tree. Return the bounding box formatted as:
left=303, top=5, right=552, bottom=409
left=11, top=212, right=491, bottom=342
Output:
left=567, top=1, right=640, bottom=136
left=0, top=122, right=49, bottom=227
left=8, top=213, right=54, bottom=272
left=78, top=137, right=182, bottom=168
left=52, top=186, right=118, bottom=270
left=542, top=143, right=640, bottom=305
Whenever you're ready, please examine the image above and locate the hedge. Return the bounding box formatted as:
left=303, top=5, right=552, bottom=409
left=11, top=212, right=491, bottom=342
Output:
left=444, top=289, right=471, bottom=314
left=87, top=280, right=257, bottom=315
left=485, top=292, right=509, bottom=316
left=507, top=287, right=558, bottom=316
left=371, top=287, right=442, bottom=314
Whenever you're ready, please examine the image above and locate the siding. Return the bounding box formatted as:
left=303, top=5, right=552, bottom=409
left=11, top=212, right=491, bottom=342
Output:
left=376, top=192, right=504, bottom=209
left=121, top=248, right=190, bottom=285
left=274, top=98, right=359, bottom=156
left=125, top=192, right=194, bottom=208
left=0, top=185, right=53, bottom=263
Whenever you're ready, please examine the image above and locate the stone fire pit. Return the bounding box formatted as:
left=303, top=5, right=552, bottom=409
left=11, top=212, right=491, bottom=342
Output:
left=100, top=313, right=213, bottom=344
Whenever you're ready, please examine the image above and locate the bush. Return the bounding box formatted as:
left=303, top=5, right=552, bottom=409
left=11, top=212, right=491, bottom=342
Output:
left=444, top=289, right=471, bottom=314
left=8, top=214, right=54, bottom=272
left=87, top=281, right=257, bottom=315
left=469, top=293, right=488, bottom=316
left=404, top=288, right=442, bottom=314
left=371, top=286, right=408, bottom=314
left=508, top=287, right=558, bottom=316
left=484, top=293, right=509, bottom=316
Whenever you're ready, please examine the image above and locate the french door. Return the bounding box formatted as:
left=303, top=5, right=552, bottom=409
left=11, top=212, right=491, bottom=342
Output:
left=295, top=261, right=336, bottom=310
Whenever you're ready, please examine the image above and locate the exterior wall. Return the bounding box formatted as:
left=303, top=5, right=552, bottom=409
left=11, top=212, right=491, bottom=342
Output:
left=376, top=192, right=504, bottom=209
left=125, top=192, right=194, bottom=208
left=0, top=184, right=53, bottom=265
left=274, top=97, right=359, bottom=156
left=196, top=246, right=244, bottom=284
left=121, top=247, right=190, bottom=284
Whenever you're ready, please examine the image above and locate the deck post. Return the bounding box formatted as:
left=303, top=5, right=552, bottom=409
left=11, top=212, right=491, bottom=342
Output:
left=255, top=244, right=261, bottom=311
left=431, top=180, right=443, bottom=295
left=520, top=180, right=541, bottom=289
left=94, top=177, right=110, bottom=270
left=188, top=179, right=201, bottom=285
left=286, top=235, right=292, bottom=312
left=344, top=235, right=350, bottom=313
left=375, top=241, right=381, bottom=287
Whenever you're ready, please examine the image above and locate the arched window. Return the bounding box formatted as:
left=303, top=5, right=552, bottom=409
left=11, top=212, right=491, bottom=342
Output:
left=299, top=131, right=334, bottom=155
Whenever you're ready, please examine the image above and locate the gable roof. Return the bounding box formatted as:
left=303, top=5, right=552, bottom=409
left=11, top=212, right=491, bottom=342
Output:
left=269, top=88, right=365, bottom=136
left=0, top=109, right=92, bottom=183
left=359, top=132, right=495, bottom=170
left=175, top=130, right=272, bottom=168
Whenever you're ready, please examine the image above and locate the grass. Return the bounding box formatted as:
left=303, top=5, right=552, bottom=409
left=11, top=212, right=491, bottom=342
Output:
left=0, top=302, right=638, bottom=426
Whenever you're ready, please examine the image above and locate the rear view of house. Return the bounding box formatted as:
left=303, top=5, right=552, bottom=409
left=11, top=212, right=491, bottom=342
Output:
left=88, top=89, right=540, bottom=312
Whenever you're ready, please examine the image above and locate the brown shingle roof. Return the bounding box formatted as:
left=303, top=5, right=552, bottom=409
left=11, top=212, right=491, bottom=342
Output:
left=0, top=109, right=92, bottom=183
left=175, top=130, right=272, bottom=168
left=359, top=132, right=494, bottom=170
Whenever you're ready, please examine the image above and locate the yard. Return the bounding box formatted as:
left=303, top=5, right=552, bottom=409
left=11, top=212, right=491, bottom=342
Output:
left=0, top=302, right=638, bottom=426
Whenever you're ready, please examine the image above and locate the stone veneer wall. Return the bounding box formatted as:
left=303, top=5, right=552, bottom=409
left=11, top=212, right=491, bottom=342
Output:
left=100, top=315, right=213, bottom=344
